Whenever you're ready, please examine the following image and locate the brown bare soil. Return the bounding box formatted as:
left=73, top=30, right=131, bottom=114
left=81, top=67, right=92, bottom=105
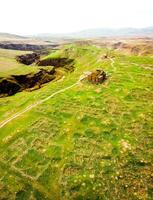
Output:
left=90, top=37, right=153, bottom=55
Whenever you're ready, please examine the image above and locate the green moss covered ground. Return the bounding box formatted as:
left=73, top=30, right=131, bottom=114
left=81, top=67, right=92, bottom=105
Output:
left=0, top=44, right=153, bottom=199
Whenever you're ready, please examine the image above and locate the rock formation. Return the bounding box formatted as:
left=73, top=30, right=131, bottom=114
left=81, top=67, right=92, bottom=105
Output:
left=86, top=69, right=107, bottom=84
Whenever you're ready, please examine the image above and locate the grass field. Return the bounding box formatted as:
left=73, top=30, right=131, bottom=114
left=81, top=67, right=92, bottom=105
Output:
left=0, top=49, right=41, bottom=77
left=0, top=44, right=153, bottom=200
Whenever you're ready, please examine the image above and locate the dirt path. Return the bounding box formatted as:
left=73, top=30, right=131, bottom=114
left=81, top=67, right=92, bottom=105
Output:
left=110, top=57, right=116, bottom=72
left=0, top=80, right=81, bottom=129
left=0, top=56, right=111, bottom=129
left=131, top=63, right=153, bottom=71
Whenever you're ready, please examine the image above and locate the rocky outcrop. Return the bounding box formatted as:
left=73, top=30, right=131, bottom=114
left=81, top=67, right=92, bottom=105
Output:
left=16, top=53, right=40, bottom=65
left=0, top=54, right=76, bottom=97
left=37, top=57, right=75, bottom=72
left=37, top=57, right=73, bottom=67
left=0, top=79, right=21, bottom=97
left=0, top=68, right=56, bottom=97
left=0, top=43, right=53, bottom=51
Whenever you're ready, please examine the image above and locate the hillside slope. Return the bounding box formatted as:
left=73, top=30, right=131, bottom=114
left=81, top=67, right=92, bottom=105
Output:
left=0, top=33, right=26, bottom=41
left=0, top=44, right=153, bottom=200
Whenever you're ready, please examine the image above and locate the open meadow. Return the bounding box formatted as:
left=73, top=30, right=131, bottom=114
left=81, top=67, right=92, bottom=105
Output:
left=0, top=43, right=153, bottom=200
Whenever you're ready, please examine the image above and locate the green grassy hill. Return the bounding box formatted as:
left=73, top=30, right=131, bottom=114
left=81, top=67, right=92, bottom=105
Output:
left=0, top=49, right=39, bottom=77
left=0, top=44, right=153, bottom=200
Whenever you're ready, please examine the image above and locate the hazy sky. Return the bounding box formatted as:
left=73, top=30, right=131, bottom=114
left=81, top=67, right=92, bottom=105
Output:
left=0, top=0, right=153, bottom=35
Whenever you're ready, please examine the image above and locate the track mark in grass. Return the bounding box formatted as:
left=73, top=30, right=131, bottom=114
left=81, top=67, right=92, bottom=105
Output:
left=0, top=81, right=79, bottom=129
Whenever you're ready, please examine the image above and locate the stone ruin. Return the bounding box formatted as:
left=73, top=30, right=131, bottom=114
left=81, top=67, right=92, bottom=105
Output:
left=84, top=69, right=107, bottom=84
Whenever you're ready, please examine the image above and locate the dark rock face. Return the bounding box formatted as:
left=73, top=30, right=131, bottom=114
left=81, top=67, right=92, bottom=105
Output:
left=0, top=79, right=21, bottom=96
left=37, top=57, right=73, bottom=67
left=0, top=43, right=51, bottom=51
left=0, top=68, right=56, bottom=97
left=37, top=58, right=75, bottom=72
left=0, top=55, right=75, bottom=97
left=87, top=69, right=107, bottom=84
left=16, top=53, right=40, bottom=65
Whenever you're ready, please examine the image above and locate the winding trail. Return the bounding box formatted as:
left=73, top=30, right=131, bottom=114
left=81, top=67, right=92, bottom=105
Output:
left=0, top=80, right=81, bottom=129
left=110, top=57, right=116, bottom=72
left=131, top=62, right=153, bottom=71
left=0, top=56, right=114, bottom=129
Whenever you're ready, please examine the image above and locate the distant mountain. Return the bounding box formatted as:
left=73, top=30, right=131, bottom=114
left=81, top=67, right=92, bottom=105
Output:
left=0, top=33, right=26, bottom=41
left=1, top=27, right=153, bottom=42
left=32, top=27, right=153, bottom=39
